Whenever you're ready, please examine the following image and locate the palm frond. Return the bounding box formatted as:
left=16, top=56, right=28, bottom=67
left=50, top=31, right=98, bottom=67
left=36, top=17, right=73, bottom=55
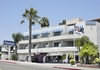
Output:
left=12, top=33, right=24, bottom=43
left=30, top=8, right=37, bottom=16
left=39, top=17, right=50, bottom=27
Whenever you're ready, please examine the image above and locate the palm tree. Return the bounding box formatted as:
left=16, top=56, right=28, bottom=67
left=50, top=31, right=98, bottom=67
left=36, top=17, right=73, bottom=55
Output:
left=21, top=8, right=40, bottom=62
left=21, top=8, right=49, bottom=62
left=39, top=17, right=49, bottom=27
left=12, top=33, right=24, bottom=56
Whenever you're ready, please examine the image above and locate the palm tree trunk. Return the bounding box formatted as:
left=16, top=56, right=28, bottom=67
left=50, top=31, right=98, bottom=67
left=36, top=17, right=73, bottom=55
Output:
left=28, top=19, right=32, bottom=62
left=15, top=44, right=18, bottom=60
left=15, top=44, right=18, bottom=55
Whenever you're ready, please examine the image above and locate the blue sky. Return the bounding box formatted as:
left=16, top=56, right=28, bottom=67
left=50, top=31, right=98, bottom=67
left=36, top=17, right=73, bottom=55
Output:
left=0, top=0, right=100, bottom=44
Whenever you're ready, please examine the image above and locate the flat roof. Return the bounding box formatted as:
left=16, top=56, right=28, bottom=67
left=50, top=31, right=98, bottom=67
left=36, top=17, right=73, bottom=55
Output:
left=89, top=18, right=100, bottom=22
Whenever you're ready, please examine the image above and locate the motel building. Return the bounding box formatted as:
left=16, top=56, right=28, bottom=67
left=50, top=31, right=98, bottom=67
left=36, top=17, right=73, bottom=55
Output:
left=17, top=18, right=100, bottom=63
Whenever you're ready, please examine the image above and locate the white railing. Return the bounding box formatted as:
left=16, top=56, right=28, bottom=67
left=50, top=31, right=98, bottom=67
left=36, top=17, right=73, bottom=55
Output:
left=19, top=34, right=83, bottom=44
left=18, top=46, right=78, bottom=54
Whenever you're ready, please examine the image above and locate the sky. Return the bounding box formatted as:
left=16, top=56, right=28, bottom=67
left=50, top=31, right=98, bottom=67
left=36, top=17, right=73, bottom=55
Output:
left=0, top=0, right=100, bottom=44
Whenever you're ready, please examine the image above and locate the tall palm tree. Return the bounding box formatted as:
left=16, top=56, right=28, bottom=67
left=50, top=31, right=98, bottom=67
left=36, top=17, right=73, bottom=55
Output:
left=21, top=8, right=50, bottom=62
left=21, top=8, right=40, bottom=62
left=39, top=17, right=49, bottom=27
left=12, top=33, right=24, bottom=56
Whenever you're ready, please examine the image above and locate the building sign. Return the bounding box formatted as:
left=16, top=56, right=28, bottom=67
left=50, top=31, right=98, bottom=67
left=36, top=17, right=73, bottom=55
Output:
left=3, top=40, right=16, bottom=46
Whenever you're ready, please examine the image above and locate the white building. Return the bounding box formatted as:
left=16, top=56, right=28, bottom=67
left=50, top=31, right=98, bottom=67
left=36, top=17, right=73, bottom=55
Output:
left=18, top=18, right=100, bottom=63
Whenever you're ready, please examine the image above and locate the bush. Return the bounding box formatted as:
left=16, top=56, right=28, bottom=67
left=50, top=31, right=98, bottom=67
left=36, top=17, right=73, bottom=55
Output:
left=11, top=54, right=18, bottom=60
left=62, top=54, right=66, bottom=60
left=95, top=58, right=100, bottom=64
left=70, top=59, right=75, bottom=65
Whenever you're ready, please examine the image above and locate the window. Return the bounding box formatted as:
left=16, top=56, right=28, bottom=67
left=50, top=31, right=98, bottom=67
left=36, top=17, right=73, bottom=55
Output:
left=19, top=44, right=28, bottom=49
left=53, top=31, right=62, bottom=36
left=44, top=43, right=49, bottom=48
left=32, top=44, right=37, bottom=49
left=33, top=34, right=39, bottom=39
left=67, top=41, right=73, bottom=46
left=54, top=42, right=60, bottom=47
left=63, top=41, right=74, bottom=47
left=24, top=36, right=29, bottom=40
left=68, top=30, right=74, bottom=34
left=41, top=33, right=49, bottom=37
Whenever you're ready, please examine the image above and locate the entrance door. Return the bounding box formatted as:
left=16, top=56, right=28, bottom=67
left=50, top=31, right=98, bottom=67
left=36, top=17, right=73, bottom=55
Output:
left=75, top=55, right=79, bottom=63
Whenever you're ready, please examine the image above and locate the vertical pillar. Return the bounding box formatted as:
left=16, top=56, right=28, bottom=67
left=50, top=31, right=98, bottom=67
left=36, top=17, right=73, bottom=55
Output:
left=8, top=46, right=11, bottom=60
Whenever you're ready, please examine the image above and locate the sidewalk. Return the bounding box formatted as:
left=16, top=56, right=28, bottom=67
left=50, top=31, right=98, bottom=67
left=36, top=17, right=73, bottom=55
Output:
left=0, top=60, right=100, bottom=70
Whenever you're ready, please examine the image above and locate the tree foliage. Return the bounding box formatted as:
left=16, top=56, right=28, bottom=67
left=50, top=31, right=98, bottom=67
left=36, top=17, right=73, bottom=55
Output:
left=39, top=17, right=49, bottom=27
left=75, top=36, right=89, bottom=51
left=80, top=43, right=98, bottom=64
left=59, top=19, right=66, bottom=25
left=12, top=33, right=24, bottom=58
left=75, top=36, right=99, bottom=64
left=12, top=33, right=24, bottom=43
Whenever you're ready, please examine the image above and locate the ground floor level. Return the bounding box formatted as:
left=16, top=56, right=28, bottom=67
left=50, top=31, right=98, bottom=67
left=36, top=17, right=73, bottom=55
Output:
left=18, top=51, right=79, bottom=63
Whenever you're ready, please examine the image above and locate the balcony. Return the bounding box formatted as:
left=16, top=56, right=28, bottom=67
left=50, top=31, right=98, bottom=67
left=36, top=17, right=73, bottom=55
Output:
left=19, top=34, right=83, bottom=44
left=17, top=46, right=78, bottom=54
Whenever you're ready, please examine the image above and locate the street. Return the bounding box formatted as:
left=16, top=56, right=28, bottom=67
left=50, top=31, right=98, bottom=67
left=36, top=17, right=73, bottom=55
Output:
left=0, top=62, right=62, bottom=70
left=0, top=60, right=100, bottom=70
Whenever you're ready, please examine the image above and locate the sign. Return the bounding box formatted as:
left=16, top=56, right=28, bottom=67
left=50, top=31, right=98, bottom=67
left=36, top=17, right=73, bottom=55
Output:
left=3, top=40, right=16, bottom=46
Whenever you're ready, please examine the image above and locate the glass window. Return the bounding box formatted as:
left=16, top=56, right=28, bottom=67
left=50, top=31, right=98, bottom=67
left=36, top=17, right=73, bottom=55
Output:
left=68, top=30, right=74, bottom=34
left=19, top=44, right=28, bottom=49
left=24, top=36, right=29, bottom=40
left=67, top=41, right=73, bottom=46
left=44, top=43, right=49, bottom=47
left=63, top=41, right=74, bottom=47
left=32, top=44, right=36, bottom=49
left=54, top=42, right=60, bottom=47
left=53, top=31, right=61, bottom=36
left=41, top=33, right=49, bottom=37
left=33, top=34, right=39, bottom=39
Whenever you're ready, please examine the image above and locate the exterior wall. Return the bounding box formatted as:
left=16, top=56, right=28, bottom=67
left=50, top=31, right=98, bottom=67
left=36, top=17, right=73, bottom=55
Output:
left=1, top=45, right=8, bottom=60
left=1, top=45, right=14, bottom=60
left=96, top=22, right=100, bottom=53
left=18, top=53, right=28, bottom=61
left=1, top=52, right=8, bottom=60
left=17, top=18, right=99, bottom=62
left=84, top=22, right=97, bottom=45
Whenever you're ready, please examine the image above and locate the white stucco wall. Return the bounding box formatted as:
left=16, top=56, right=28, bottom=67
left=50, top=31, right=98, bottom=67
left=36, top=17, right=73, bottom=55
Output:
left=84, top=23, right=97, bottom=45
left=96, top=22, right=100, bottom=53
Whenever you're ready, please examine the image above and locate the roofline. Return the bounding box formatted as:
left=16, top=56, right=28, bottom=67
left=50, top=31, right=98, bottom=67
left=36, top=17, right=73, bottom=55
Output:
left=88, top=18, right=100, bottom=23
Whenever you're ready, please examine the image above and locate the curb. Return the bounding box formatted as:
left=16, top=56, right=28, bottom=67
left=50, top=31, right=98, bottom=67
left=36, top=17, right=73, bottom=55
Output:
left=0, top=60, right=16, bottom=64
left=54, top=66, right=81, bottom=70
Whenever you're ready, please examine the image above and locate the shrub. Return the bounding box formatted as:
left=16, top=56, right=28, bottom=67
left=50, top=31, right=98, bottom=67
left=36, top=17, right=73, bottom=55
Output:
left=62, top=54, right=66, bottom=60
left=11, top=54, right=18, bottom=60
left=95, top=58, right=100, bottom=64
left=70, top=59, right=75, bottom=65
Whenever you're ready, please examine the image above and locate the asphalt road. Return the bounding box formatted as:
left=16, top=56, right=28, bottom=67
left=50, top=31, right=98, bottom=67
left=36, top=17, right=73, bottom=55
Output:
left=0, top=62, right=62, bottom=70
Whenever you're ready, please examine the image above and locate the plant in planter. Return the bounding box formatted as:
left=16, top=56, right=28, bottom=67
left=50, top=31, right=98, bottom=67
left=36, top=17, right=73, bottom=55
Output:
left=95, top=58, right=100, bottom=67
left=11, top=54, right=18, bottom=60
left=70, top=59, right=75, bottom=65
